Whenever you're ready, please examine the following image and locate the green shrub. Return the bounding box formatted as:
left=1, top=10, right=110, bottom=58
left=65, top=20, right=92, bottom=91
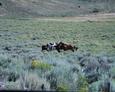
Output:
left=77, top=75, right=89, bottom=92
left=31, top=60, right=52, bottom=70
left=56, top=84, right=68, bottom=92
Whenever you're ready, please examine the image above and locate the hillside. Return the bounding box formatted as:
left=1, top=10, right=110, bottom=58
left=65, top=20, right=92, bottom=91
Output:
left=0, top=0, right=115, bottom=18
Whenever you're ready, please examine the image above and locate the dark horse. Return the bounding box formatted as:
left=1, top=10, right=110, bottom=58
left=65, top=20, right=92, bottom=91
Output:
left=41, top=45, right=48, bottom=51
left=56, top=42, right=78, bottom=52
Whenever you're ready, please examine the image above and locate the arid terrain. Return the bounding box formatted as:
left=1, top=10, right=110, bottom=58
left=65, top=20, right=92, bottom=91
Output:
left=0, top=0, right=115, bottom=92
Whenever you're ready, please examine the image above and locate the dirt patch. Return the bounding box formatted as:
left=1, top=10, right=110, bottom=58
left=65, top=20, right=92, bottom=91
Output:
left=35, top=13, right=115, bottom=22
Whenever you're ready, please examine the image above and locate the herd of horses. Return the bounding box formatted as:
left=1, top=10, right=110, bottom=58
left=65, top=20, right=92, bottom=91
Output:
left=41, top=42, right=78, bottom=52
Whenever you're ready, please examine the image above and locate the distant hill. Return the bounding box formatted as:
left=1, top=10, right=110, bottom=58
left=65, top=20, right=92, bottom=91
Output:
left=0, top=0, right=115, bottom=18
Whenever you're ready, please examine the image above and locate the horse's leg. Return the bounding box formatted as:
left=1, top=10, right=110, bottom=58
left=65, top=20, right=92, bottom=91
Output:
left=71, top=47, right=74, bottom=52
left=52, top=46, right=55, bottom=50
left=58, top=49, right=60, bottom=52
left=69, top=47, right=74, bottom=52
left=74, top=46, right=78, bottom=51
left=57, top=49, right=60, bottom=52
left=47, top=47, right=50, bottom=51
left=41, top=48, right=43, bottom=51
left=72, top=49, right=74, bottom=52
left=63, top=46, right=66, bottom=51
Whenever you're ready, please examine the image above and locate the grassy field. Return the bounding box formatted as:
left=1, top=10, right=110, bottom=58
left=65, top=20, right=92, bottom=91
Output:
left=0, top=18, right=115, bottom=55
left=0, top=18, right=115, bottom=91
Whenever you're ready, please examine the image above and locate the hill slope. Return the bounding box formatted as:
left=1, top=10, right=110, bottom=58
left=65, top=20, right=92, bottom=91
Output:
left=0, top=0, right=115, bottom=18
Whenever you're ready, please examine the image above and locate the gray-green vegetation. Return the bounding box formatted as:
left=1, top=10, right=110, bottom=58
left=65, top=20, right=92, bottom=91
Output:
left=0, top=18, right=115, bottom=91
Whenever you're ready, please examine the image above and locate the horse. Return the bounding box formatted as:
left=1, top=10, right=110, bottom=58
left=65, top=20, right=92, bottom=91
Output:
left=56, top=42, right=78, bottom=52
left=41, top=42, right=57, bottom=51
left=47, top=42, right=57, bottom=50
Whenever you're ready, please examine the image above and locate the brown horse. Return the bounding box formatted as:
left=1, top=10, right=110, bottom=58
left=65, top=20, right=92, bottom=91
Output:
left=56, top=42, right=78, bottom=52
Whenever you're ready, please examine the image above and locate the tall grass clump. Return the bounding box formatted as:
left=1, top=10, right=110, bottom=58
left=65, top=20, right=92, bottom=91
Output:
left=0, top=54, right=20, bottom=82
left=56, top=83, right=68, bottom=92
left=45, top=65, right=79, bottom=91
left=5, top=72, right=50, bottom=90
left=77, top=74, right=89, bottom=92
left=0, top=54, right=12, bottom=68
left=89, top=81, right=101, bottom=92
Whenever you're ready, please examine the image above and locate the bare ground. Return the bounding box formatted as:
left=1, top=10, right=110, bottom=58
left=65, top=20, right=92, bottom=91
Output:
left=35, top=13, right=115, bottom=22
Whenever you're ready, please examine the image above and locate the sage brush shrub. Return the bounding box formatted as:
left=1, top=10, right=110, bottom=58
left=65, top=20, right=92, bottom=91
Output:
left=0, top=54, right=11, bottom=68
left=0, top=51, right=115, bottom=91
left=77, top=74, right=89, bottom=92
left=56, top=83, right=69, bottom=92
left=18, top=72, right=50, bottom=90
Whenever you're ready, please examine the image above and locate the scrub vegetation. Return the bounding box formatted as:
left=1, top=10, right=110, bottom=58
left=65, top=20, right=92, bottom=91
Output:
left=0, top=18, right=115, bottom=91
